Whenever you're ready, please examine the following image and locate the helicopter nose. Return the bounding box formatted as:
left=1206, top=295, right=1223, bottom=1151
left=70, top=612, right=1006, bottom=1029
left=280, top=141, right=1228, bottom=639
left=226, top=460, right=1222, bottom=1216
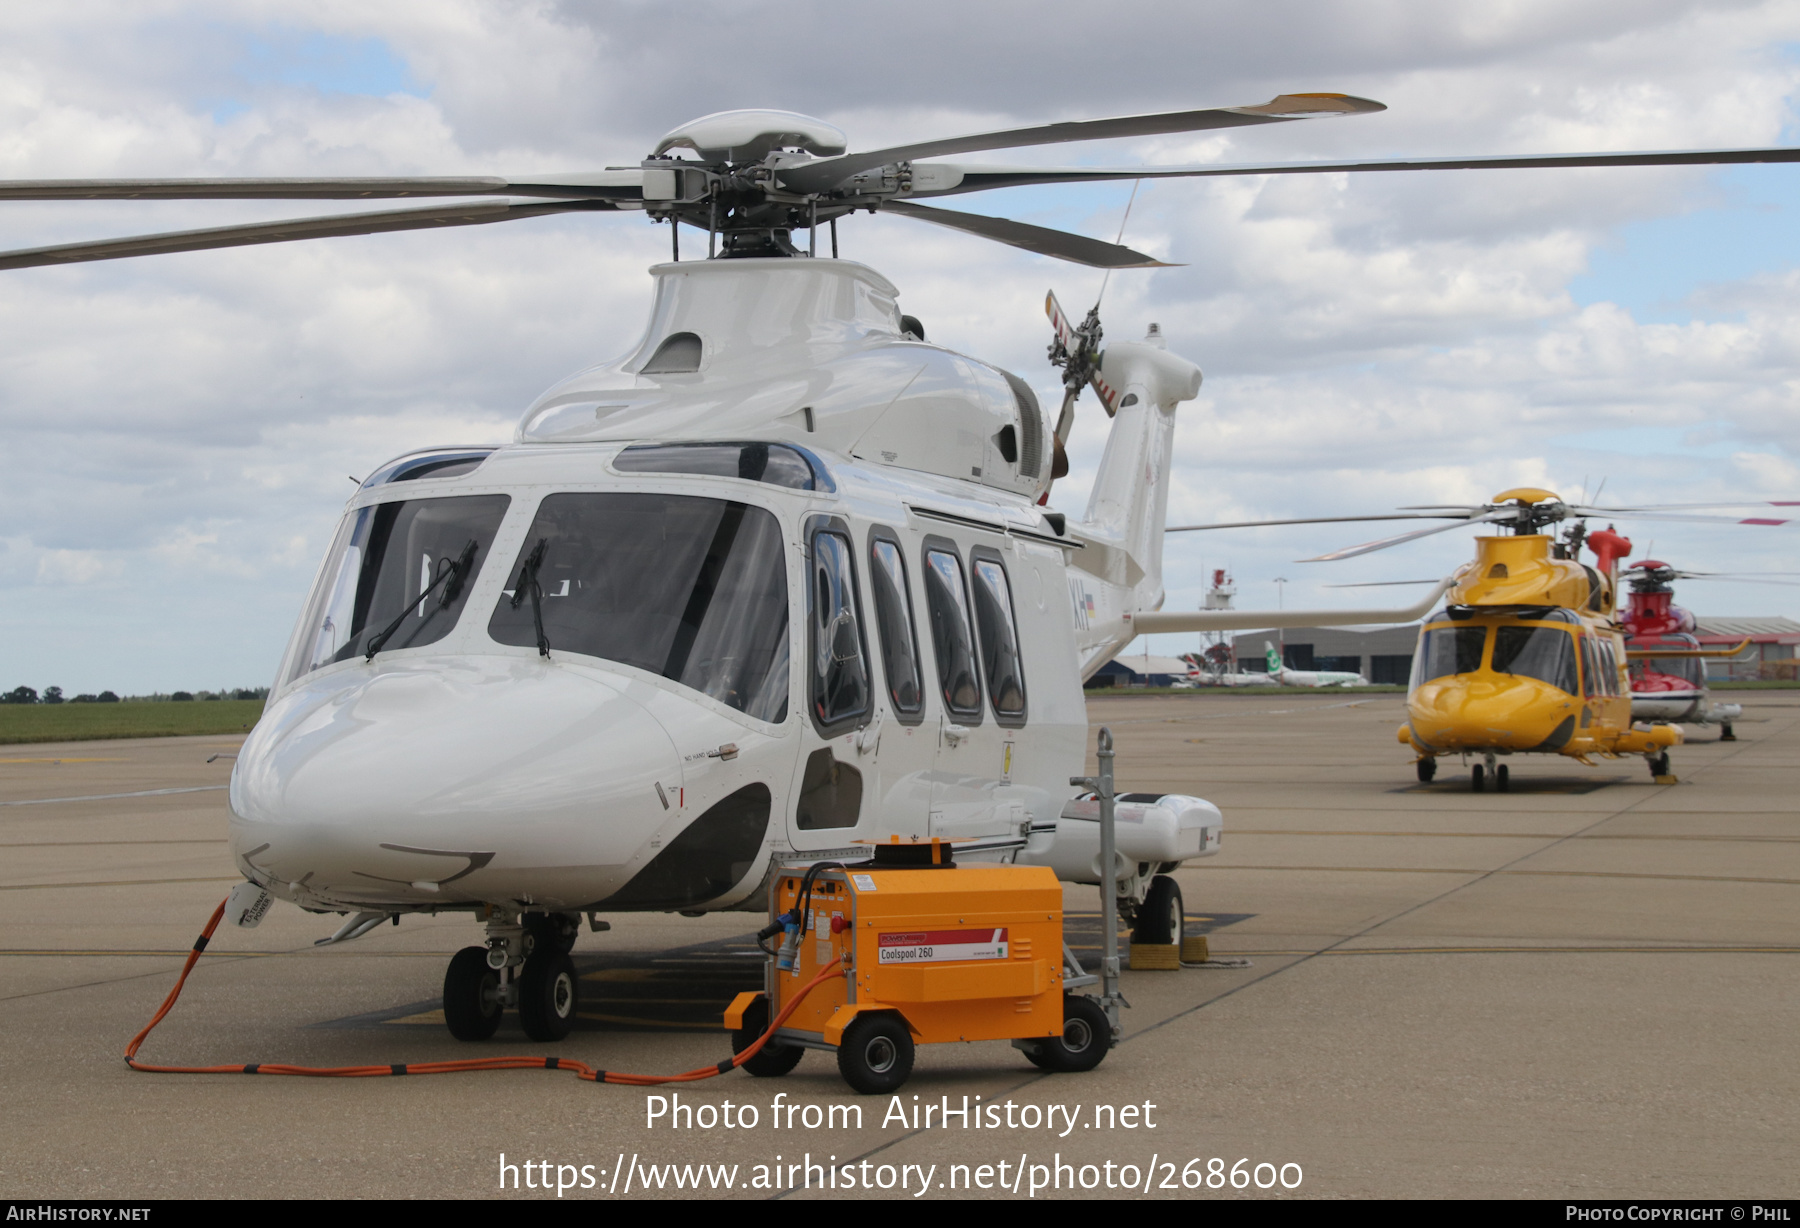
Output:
left=1408, top=675, right=1577, bottom=752
left=228, top=657, right=683, bottom=908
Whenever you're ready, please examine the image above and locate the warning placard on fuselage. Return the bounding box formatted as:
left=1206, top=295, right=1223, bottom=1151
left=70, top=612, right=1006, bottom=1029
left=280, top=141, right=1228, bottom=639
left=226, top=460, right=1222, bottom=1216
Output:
left=877, top=928, right=1008, bottom=964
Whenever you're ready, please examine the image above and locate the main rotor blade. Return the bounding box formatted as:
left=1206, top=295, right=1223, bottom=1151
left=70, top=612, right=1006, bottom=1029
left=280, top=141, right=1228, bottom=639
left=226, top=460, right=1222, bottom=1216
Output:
left=1578, top=509, right=1800, bottom=526
left=1322, top=579, right=1447, bottom=588
left=1575, top=501, right=1800, bottom=512
left=1303, top=511, right=1513, bottom=562
left=906, top=145, right=1800, bottom=198
left=1166, top=512, right=1473, bottom=533
left=882, top=200, right=1175, bottom=268
left=0, top=171, right=645, bottom=202
left=0, top=199, right=608, bottom=271
left=778, top=93, right=1385, bottom=194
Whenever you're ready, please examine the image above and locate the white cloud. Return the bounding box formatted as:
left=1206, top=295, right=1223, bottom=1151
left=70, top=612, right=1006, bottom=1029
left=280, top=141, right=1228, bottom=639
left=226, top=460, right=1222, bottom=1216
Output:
left=2, top=1, right=1800, bottom=686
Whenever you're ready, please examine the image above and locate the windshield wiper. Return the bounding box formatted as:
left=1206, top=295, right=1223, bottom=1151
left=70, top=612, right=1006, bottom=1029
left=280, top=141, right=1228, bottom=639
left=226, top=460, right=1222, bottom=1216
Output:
left=510, top=537, right=552, bottom=657
left=365, top=539, right=478, bottom=661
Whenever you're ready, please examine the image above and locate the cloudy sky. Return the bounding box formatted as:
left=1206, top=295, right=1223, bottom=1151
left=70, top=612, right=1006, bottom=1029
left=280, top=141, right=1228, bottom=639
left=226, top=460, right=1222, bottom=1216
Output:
left=2, top=1, right=1799, bottom=693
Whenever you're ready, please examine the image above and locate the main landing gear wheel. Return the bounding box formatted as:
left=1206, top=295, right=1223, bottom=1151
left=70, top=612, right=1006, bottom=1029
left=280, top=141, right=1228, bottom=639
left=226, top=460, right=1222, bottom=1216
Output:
left=836, top=1013, right=914, bottom=1094
left=733, top=995, right=803, bottom=1078
left=518, top=951, right=578, bottom=1042
left=525, top=912, right=580, bottom=956
left=1495, top=764, right=1510, bottom=792
left=443, top=946, right=502, bottom=1042
left=1720, top=722, right=1737, bottom=742
left=1416, top=757, right=1437, bottom=783
left=1026, top=995, right=1112, bottom=1074
left=1471, top=764, right=1486, bottom=792
left=1649, top=752, right=1672, bottom=779
left=1133, top=875, right=1184, bottom=946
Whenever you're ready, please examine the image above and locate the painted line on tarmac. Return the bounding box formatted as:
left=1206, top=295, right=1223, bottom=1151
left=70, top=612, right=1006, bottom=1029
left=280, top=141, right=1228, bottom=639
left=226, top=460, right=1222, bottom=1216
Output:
left=0, top=875, right=239, bottom=891
left=1231, top=829, right=1800, bottom=843
left=0, top=838, right=224, bottom=848
left=0, top=785, right=227, bottom=806
left=1220, top=945, right=1800, bottom=957
left=1204, top=864, right=1800, bottom=885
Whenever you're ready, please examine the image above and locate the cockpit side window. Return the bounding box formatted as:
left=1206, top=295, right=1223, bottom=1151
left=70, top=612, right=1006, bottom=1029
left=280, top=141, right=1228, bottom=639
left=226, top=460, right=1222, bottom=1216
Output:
left=288, top=494, right=510, bottom=683
left=867, top=530, right=924, bottom=722
left=970, top=548, right=1027, bottom=725
left=923, top=542, right=983, bottom=721
left=807, top=526, right=872, bottom=735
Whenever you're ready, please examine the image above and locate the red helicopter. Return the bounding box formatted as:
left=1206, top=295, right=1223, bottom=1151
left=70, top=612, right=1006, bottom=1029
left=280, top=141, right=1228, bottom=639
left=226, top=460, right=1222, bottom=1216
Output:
left=1617, top=555, right=1774, bottom=740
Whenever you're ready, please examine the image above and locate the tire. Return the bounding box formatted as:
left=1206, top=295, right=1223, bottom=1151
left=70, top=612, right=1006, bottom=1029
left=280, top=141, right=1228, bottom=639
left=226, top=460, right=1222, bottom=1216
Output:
left=1650, top=752, right=1671, bottom=777
left=1416, top=758, right=1437, bottom=783
left=836, top=1013, right=914, bottom=1094
left=1471, top=764, right=1486, bottom=792
left=733, top=995, right=803, bottom=1077
left=443, top=946, right=502, bottom=1042
left=518, top=951, right=578, bottom=1042
left=1495, top=764, right=1510, bottom=792
left=1032, top=996, right=1112, bottom=1073
left=525, top=912, right=579, bottom=956
left=1133, top=875, right=1184, bottom=946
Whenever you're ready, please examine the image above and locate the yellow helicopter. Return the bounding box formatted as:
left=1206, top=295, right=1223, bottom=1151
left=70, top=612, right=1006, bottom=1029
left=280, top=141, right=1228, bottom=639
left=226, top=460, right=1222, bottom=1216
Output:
left=1167, top=488, right=1799, bottom=791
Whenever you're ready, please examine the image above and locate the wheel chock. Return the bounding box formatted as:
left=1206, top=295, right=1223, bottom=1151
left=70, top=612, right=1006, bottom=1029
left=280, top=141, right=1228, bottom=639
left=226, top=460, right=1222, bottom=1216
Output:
left=1180, top=935, right=1210, bottom=964
left=1654, top=774, right=1679, bottom=785
left=1129, top=942, right=1181, bottom=970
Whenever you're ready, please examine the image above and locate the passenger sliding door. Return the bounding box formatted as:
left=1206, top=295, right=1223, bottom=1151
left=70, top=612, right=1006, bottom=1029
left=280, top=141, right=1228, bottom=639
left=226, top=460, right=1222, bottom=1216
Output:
left=921, top=537, right=1023, bottom=844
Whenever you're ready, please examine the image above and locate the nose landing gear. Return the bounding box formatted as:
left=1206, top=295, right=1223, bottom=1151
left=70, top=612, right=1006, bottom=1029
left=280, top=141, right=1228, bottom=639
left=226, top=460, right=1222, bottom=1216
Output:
left=442, top=910, right=583, bottom=1043
left=1472, top=753, right=1508, bottom=792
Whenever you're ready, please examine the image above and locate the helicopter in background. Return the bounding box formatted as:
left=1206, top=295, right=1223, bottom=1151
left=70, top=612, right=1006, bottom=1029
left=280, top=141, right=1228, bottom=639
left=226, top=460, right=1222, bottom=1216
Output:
left=1616, top=560, right=1800, bottom=740
left=8, top=93, right=1800, bottom=1039
left=1167, top=490, right=1797, bottom=790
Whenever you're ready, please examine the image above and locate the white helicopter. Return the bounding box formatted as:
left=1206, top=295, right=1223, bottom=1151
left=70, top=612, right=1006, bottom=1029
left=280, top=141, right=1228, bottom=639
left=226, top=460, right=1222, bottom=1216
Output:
left=9, top=98, right=1797, bottom=1044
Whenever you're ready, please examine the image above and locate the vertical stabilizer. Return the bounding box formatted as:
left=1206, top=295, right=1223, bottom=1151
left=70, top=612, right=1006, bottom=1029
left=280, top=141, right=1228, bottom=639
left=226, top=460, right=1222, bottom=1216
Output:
left=1069, top=328, right=1203, bottom=678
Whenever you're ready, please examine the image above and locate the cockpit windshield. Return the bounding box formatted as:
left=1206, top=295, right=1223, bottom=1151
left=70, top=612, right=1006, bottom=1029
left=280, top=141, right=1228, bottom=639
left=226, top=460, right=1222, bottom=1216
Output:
left=287, top=495, right=511, bottom=682
left=1413, top=625, right=1487, bottom=685
left=487, top=493, right=790, bottom=722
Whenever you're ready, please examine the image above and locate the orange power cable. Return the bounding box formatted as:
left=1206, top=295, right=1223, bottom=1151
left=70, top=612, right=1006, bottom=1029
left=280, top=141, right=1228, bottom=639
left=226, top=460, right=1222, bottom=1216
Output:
left=126, top=897, right=845, bottom=1085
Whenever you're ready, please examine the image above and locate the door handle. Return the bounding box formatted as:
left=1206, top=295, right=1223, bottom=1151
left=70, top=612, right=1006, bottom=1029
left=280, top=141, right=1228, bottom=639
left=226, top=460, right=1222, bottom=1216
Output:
left=856, top=712, right=883, bottom=755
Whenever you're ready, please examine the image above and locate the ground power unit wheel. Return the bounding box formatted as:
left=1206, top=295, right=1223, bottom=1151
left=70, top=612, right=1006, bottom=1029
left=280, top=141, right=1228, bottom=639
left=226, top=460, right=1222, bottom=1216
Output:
left=518, top=951, right=578, bottom=1042
left=443, top=946, right=502, bottom=1041
left=836, top=1013, right=914, bottom=1094
left=732, top=996, right=803, bottom=1077
left=1025, top=995, right=1112, bottom=1073
left=1133, top=875, right=1184, bottom=945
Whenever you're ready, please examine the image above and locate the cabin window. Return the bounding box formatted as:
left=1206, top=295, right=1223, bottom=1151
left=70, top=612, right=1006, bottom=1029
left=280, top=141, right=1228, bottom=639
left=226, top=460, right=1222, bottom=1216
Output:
left=1412, top=625, right=1486, bottom=685
left=487, top=493, right=789, bottom=722
left=289, top=494, right=511, bottom=682
left=808, top=529, right=871, bottom=733
left=1582, top=634, right=1622, bottom=698
left=971, top=552, right=1027, bottom=722
left=1492, top=624, right=1579, bottom=695
left=868, top=534, right=924, bottom=719
left=924, top=547, right=983, bottom=719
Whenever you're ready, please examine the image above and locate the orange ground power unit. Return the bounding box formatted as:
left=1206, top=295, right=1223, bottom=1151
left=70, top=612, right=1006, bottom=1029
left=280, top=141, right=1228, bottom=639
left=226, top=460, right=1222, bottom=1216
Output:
left=725, top=841, right=1111, bottom=1093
